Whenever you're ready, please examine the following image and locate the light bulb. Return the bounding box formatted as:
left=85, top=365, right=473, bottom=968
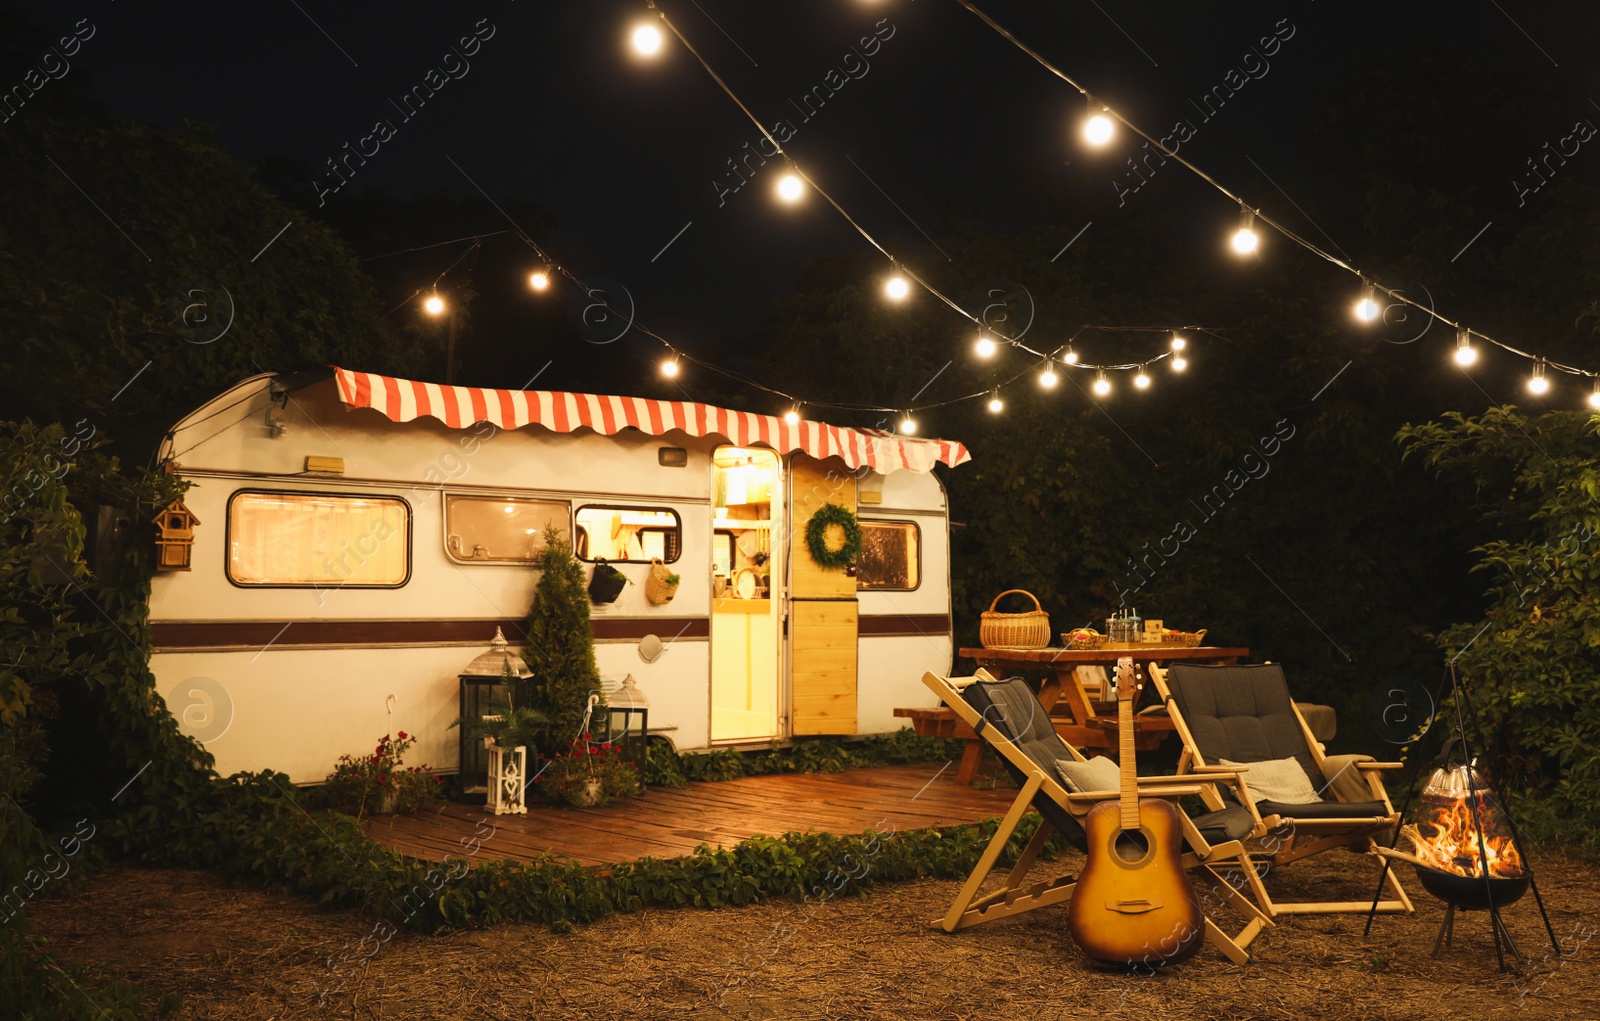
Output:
left=975, top=333, right=997, bottom=359
left=987, top=392, right=1004, bottom=414
left=1231, top=208, right=1259, bottom=254
left=1171, top=356, right=1188, bottom=372
left=1083, top=96, right=1114, bottom=146
left=1528, top=360, right=1549, bottom=395
left=1170, top=334, right=1187, bottom=351
left=1039, top=364, right=1059, bottom=389
left=1454, top=329, right=1477, bottom=367
left=1063, top=346, right=1079, bottom=365
left=1354, top=283, right=1381, bottom=323
left=776, top=173, right=804, bottom=203
left=632, top=24, right=663, bottom=55
left=423, top=294, right=445, bottom=316
left=1092, top=370, right=1111, bottom=397
left=1134, top=366, right=1151, bottom=390
left=528, top=269, right=551, bottom=292
left=899, top=414, right=917, bottom=435
left=784, top=405, right=801, bottom=425
left=884, top=274, right=910, bottom=301
left=1589, top=380, right=1600, bottom=409
left=661, top=357, right=680, bottom=378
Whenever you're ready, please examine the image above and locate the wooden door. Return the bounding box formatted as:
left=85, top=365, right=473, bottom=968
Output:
left=788, top=455, right=858, bottom=734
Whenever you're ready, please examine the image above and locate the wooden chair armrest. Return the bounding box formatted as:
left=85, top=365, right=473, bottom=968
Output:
left=1135, top=773, right=1223, bottom=784
left=1354, top=761, right=1404, bottom=770
left=1193, top=763, right=1247, bottom=772
left=1066, top=785, right=1207, bottom=803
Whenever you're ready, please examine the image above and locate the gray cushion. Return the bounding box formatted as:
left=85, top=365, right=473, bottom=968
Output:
left=1165, top=663, right=1326, bottom=789
left=1219, top=756, right=1321, bottom=805
left=1257, top=798, right=1390, bottom=820
left=1192, top=805, right=1255, bottom=844
left=1055, top=755, right=1121, bottom=794
left=961, top=676, right=1086, bottom=850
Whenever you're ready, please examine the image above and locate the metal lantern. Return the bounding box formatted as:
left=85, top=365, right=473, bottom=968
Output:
left=457, top=627, right=532, bottom=803
left=605, top=673, right=650, bottom=793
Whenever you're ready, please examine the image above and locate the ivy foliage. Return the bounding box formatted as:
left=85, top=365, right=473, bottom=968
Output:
left=1398, top=406, right=1600, bottom=847
left=644, top=730, right=967, bottom=787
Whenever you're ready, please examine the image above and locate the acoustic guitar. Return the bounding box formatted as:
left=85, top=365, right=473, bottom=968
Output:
left=1067, top=657, right=1203, bottom=967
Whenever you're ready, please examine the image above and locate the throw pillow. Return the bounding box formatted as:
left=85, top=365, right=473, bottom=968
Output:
left=1219, top=756, right=1321, bottom=805
left=1055, top=755, right=1121, bottom=794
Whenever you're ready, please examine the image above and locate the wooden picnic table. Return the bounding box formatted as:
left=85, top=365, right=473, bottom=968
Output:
left=896, top=644, right=1251, bottom=785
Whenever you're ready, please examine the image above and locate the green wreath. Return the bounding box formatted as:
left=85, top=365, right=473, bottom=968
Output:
left=805, top=503, right=862, bottom=570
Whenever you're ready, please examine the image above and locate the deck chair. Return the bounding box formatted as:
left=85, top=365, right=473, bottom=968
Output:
left=921, top=669, right=1272, bottom=964
left=1151, top=662, right=1413, bottom=918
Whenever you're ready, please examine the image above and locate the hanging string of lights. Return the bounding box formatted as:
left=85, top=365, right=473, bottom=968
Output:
left=947, top=0, right=1600, bottom=408
left=630, top=0, right=1185, bottom=411
left=396, top=223, right=1227, bottom=429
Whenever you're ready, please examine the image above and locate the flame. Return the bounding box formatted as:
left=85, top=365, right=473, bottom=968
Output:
left=1406, top=795, right=1524, bottom=879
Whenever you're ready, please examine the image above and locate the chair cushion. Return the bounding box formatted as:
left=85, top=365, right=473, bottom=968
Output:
left=1257, top=798, right=1391, bottom=820
left=961, top=676, right=1086, bottom=850
left=1055, top=755, right=1121, bottom=794
left=1165, top=663, right=1325, bottom=788
left=1192, top=805, right=1256, bottom=844
left=1220, top=756, right=1321, bottom=805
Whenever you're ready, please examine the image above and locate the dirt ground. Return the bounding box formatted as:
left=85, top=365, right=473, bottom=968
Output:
left=26, top=844, right=1599, bottom=1021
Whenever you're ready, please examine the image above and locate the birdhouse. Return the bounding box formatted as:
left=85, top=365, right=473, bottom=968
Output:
left=153, top=499, right=200, bottom=571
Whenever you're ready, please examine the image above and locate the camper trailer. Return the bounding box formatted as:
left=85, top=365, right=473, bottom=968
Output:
left=147, top=367, right=971, bottom=783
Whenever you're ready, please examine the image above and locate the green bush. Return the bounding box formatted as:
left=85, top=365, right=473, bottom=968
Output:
left=645, top=730, right=966, bottom=787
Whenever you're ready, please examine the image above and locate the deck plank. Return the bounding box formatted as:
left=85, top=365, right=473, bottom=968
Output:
left=361, top=763, right=1014, bottom=866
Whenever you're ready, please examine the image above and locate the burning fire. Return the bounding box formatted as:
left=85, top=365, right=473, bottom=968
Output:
left=1404, top=794, right=1524, bottom=879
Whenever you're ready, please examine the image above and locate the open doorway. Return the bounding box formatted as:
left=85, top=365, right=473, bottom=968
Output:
left=709, top=446, right=782, bottom=742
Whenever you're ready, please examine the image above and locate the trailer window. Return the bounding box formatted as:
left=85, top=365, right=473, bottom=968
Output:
left=574, top=505, right=681, bottom=563
left=445, top=496, right=569, bottom=563
left=227, top=491, right=410, bottom=587
left=856, top=520, right=920, bottom=590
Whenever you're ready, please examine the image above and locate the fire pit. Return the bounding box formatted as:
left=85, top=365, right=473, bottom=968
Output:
left=1372, top=763, right=1528, bottom=960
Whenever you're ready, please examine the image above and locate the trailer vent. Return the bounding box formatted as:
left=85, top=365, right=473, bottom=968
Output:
left=304, top=456, right=345, bottom=475
left=658, top=447, right=688, bottom=467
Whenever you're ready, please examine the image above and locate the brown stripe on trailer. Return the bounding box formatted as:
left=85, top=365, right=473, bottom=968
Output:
left=150, top=617, right=712, bottom=651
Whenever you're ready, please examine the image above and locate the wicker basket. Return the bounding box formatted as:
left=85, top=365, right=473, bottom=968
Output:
left=1161, top=628, right=1207, bottom=648
left=980, top=589, right=1052, bottom=649
left=645, top=558, right=679, bottom=605
left=1063, top=628, right=1106, bottom=651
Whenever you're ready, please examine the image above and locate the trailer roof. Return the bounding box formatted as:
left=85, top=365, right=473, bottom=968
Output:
left=330, top=367, right=970, bottom=475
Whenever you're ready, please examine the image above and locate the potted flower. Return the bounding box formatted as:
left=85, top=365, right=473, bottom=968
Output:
left=535, top=735, right=641, bottom=808
left=322, top=731, right=442, bottom=817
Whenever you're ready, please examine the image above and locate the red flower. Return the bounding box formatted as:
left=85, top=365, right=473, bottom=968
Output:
left=397, top=731, right=409, bottom=741
left=376, top=774, right=388, bottom=784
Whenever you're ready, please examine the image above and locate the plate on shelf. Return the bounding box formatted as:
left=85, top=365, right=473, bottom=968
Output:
left=734, top=570, right=757, bottom=599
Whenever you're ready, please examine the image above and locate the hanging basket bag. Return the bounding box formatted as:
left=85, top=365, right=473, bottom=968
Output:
left=588, top=559, right=628, bottom=604
left=644, top=558, right=679, bottom=605
left=979, top=589, right=1052, bottom=649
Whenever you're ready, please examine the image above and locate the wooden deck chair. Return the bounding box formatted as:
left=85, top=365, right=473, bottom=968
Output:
left=921, top=669, right=1273, bottom=964
left=1149, top=662, right=1413, bottom=918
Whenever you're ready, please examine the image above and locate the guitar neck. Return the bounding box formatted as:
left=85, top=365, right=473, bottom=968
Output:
left=1119, top=693, right=1139, bottom=830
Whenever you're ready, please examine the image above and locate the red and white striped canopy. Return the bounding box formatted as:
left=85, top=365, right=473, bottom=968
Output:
left=332, top=367, right=971, bottom=474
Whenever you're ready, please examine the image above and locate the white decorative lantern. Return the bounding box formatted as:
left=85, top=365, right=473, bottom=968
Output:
left=485, top=737, right=528, bottom=816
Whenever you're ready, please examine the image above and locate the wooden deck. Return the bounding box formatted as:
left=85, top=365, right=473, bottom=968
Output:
left=361, top=763, right=1017, bottom=866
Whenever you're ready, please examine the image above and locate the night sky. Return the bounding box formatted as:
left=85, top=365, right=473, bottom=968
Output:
left=9, top=0, right=1597, bottom=398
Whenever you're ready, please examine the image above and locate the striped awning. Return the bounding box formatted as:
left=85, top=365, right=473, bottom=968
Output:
left=331, top=367, right=970, bottom=474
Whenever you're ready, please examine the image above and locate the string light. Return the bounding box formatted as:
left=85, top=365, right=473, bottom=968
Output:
left=1589, top=379, right=1600, bottom=409
left=1354, top=282, right=1381, bottom=323
left=974, top=332, right=997, bottom=358
left=631, top=23, right=663, bottom=56
left=528, top=268, right=552, bottom=292
left=1454, top=329, right=1477, bottom=367
left=423, top=293, right=446, bottom=316
left=1134, top=365, right=1151, bottom=390
left=987, top=390, right=1004, bottom=413
left=1170, top=334, right=1187, bottom=352
left=660, top=355, right=681, bottom=378
left=884, top=271, right=910, bottom=302
left=776, top=172, right=805, bottom=203
left=785, top=403, right=801, bottom=424
left=1083, top=94, right=1114, bottom=146
left=1062, top=346, right=1079, bottom=365
left=1171, top=354, right=1188, bottom=372
left=1092, top=370, right=1111, bottom=397
left=1230, top=207, right=1259, bottom=255
left=899, top=412, right=917, bottom=435
left=1039, top=361, right=1059, bottom=388
left=1528, top=359, right=1549, bottom=395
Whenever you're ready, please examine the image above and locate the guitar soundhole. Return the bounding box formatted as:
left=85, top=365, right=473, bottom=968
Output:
left=1113, top=829, right=1152, bottom=864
